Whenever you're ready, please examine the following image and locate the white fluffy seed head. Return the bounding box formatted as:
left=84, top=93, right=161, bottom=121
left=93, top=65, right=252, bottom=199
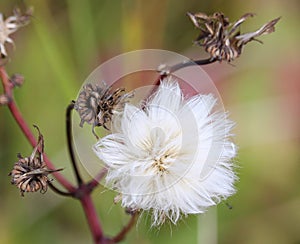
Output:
left=94, top=78, right=237, bottom=226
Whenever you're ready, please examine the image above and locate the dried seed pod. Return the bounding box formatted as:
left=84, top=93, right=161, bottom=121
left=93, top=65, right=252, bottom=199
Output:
left=9, top=126, right=62, bottom=196
left=75, top=83, right=104, bottom=127
left=188, top=12, right=280, bottom=62
left=74, top=82, right=134, bottom=138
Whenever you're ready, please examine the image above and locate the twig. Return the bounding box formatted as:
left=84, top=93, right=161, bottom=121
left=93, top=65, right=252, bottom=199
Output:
left=0, top=66, right=75, bottom=192
left=1, top=65, right=107, bottom=243
left=111, top=212, right=138, bottom=243
left=66, top=101, right=83, bottom=185
left=158, top=57, right=217, bottom=76
left=147, top=57, right=217, bottom=102
left=81, top=195, right=106, bottom=244
left=48, top=181, right=74, bottom=197
left=87, top=167, right=108, bottom=190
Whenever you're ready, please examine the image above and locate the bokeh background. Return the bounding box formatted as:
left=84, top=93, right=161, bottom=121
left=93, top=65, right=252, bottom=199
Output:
left=0, top=0, right=299, bottom=243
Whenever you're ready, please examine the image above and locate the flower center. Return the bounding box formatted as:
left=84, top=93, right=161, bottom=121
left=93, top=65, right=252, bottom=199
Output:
left=148, top=127, right=178, bottom=176
left=153, top=154, right=169, bottom=175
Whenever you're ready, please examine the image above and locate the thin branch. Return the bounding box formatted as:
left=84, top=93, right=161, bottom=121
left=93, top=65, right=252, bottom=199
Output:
left=111, top=212, right=138, bottom=243
left=0, top=66, right=75, bottom=192
left=145, top=57, right=217, bottom=104
left=81, top=195, right=106, bottom=244
left=48, top=181, right=74, bottom=197
left=1, top=65, right=107, bottom=243
left=158, top=57, right=217, bottom=76
left=87, top=167, right=108, bottom=190
left=66, top=101, right=83, bottom=186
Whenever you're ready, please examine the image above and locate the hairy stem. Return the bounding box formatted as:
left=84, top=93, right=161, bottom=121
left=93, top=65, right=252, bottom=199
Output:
left=66, top=101, right=83, bottom=185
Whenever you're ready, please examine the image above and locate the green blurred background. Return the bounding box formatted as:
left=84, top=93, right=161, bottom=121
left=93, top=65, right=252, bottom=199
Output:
left=0, top=0, right=299, bottom=243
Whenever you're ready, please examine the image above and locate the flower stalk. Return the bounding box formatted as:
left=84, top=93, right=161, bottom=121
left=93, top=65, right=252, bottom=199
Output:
left=1, top=6, right=280, bottom=243
left=158, top=57, right=217, bottom=76
left=81, top=195, right=106, bottom=244
left=0, top=64, right=106, bottom=242
left=1, top=63, right=136, bottom=243
left=112, top=212, right=138, bottom=243
left=0, top=66, right=75, bottom=192
left=66, top=101, right=83, bottom=185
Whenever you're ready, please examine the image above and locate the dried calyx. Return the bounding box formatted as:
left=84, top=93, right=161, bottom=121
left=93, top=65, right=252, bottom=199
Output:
left=188, top=12, right=280, bottom=62
left=9, top=126, right=62, bottom=196
left=74, top=82, right=133, bottom=138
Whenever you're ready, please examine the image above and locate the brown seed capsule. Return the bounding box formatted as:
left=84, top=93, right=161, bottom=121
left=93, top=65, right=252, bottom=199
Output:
left=74, top=82, right=134, bottom=138
left=188, top=12, right=280, bottom=62
left=9, top=126, right=62, bottom=196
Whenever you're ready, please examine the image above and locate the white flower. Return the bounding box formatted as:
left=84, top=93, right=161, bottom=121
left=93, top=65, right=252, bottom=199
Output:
left=94, top=78, right=237, bottom=226
left=0, top=9, right=30, bottom=57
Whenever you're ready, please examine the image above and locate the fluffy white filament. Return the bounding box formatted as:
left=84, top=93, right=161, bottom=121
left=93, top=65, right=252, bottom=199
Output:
left=0, top=14, right=20, bottom=56
left=94, top=78, right=237, bottom=226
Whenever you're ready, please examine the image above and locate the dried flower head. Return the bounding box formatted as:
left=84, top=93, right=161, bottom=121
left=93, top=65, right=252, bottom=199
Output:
left=9, top=126, right=62, bottom=196
left=0, top=8, right=32, bottom=57
left=188, top=12, right=280, bottom=62
left=74, top=82, right=133, bottom=137
left=94, top=78, right=237, bottom=226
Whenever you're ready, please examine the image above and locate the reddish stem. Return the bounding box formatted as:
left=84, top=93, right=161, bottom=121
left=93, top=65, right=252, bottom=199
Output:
left=88, top=167, right=108, bottom=190
left=0, top=65, right=109, bottom=244
left=1, top=64, right=136, bottom=243
left=0, top=66, right=75, bottom=192
left=112, top=213, right=138, bottom=243
left=81, top=195, right=107, bottom=244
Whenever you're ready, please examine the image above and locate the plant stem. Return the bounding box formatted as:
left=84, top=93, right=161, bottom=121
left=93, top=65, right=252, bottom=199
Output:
left=87, top=167, right=108, bottom=190
left=159, top=57, right=217, bottom=75
left=66, top=101, right=83, bottom=185
left=81, top=195, right=106, bottom=244
left=0, top=66, right=75, bottom=192
left=111, top=212, right=138, bottom=243
left=1, top=65, right=107, bottom=243
left=48, top=181, right=74, bottom=197
left=147, top=57, right=217, bottom=102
